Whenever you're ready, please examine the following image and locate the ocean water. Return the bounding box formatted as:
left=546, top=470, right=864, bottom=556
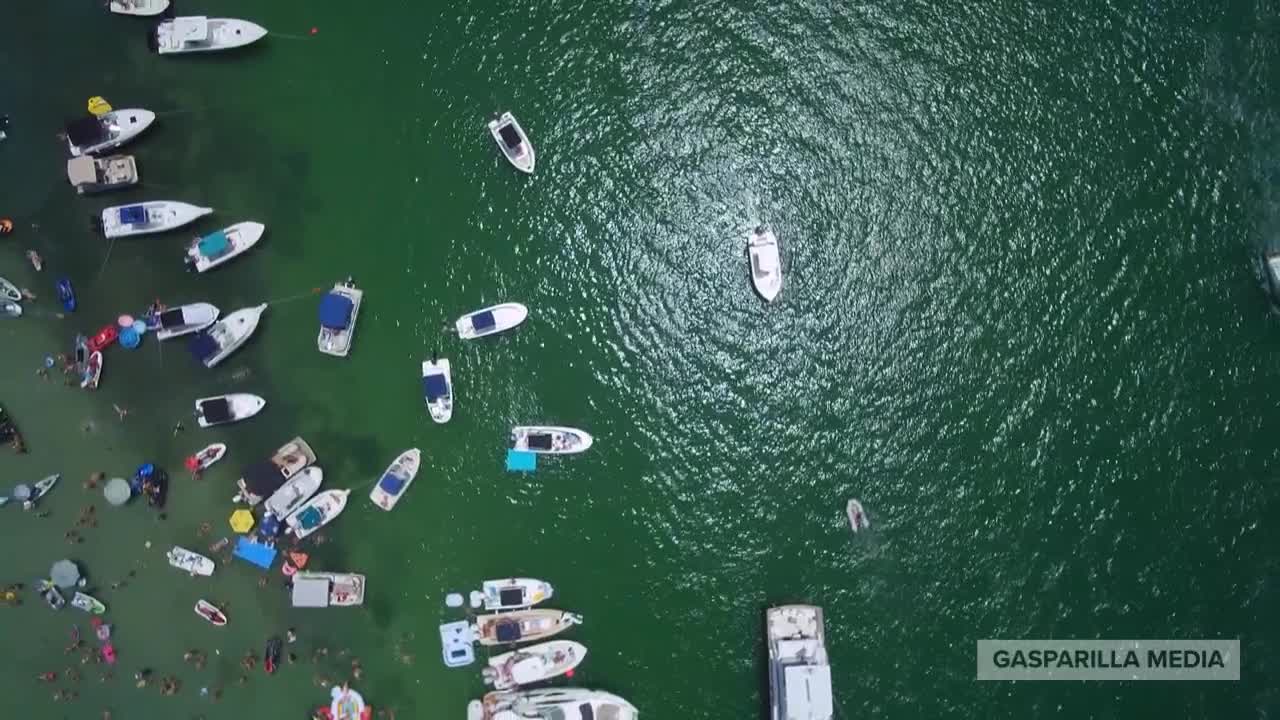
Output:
left=1, top=0, right=1278, bottom=718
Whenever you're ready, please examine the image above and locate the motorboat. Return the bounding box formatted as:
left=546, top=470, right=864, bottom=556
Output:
left=748, top=226, right=782, bottom=302
left=186, top=443, right=227, bottom=472
left=476, top=604, right=586, bottom=645
left=846, top=499, right=869, bottom=532
left=100, top=201, right=212, bottom=238
left=468, top=689, right=637, bottom=720
left=482, top=640, right=587, bottom=690
left=194, top=393, right=265, bottom=427
left=510, top=426, right=593, bottom=455
left=0, top=277, right=20, bottom=303
left=421, top=358, right=453, bottom=423
left=455, top=303, right=528, bottom=339
left=195, top=599, right=227, bottom=626
left=0, top=301, right=20, bottom=318
left=80, top=351, right=103, bottom=390
left=285, top=489, right=350, bottom=539
left=481, top=578, right=553, bottom=611
left=152, top=17, right=268, bottom=55
left=41, top=583, right=66, bottom=609
left=108, top=0, right=169, bottom=16
left=265, top=466, right=323, bottom=519
left=766, top=605, right=832, bottom=720
left=55, top=277, right=76, bottom=312
left=27, top=474, right=59, bottom=508
left=168, top=546, right=215, bottom=576
left=291, top=571, right=366, bottom=608
left=66, top=155, right=138, bottom=194
left=65, top=109, right=154, bottom=157
left=488, top=112, right=536, bottom=174
left=71, top=592, right=106, bottom=615
left=188, top=303, right=267, bottom=368
left=368, top=449, right=420, bottom=511
left=235, top=436, right=317, bottom=505
left=185, top=222, right=265, bottom=273
left=317, top=278, right=363, bottom=357
left=152, top=302, right=219, bottom=340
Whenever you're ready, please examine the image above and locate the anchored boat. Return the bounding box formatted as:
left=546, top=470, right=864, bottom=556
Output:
left=194, top=393, right=265, bottom=427
left=264, top=466, right=323, bottom=519
left=468, top=689, right=637, bottom=720
left=473, top=609, right=582, bottom=647
left=188, top=304, right=267, bottom=368
left=317, top=278, right=363, bottom=357
left=168, top=546, right=215, bottom=576
left=748, top=226, right=782, bottom=302
left=482, top=640, right=587, bottom=690
left=481, top=578, right=553, bottom=611
left=152, top=302, right=219, bottom=340
left=65, top=109, right=154, bottom=157
left=100, top=201, right=212, bottom=238
left=285, top=488, right=350, bottom=539
left=235, top=436, right=317, bottom=506
left=67, top=155, right=138, bottom=194
left=455, top=303, right=528, bottom=339
left=108, top=0, right=169, bottom=16
left=185, top=222, right=265, bottom=273
left=291, top=571, right=366, bottom=608
left=766, top=605, right=832, bottom=720
left=152, top=16, right=268, bottom=54
left=421, top=358, right=453, bottom=423
left=368, top=449, right=420, bottom=511
left=488, top=112, right=536, bottom=174
left=510, top=426, right=593, bottom=455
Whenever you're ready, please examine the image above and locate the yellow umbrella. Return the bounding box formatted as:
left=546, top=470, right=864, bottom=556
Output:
left=229, top=509, right=255, bottom=534
left=87, top=97, right=112, bottom=116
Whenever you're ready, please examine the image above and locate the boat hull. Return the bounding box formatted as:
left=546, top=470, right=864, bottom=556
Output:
left=456, top=302, right=529, bottom=339
left=108, top=0, right=170, bottom=15
left=265, top=466, right=323, bottom=518
left=169, top=546, right=215, bottom=576
left=317, top=282, right=363, bottom=357
left=510, top=426, right=594, bottom=455
left=749, top=228, right=782, bottom=302
left=285, top=489, right=349, bottom=538
left=187, top=222, right=265, bottom=273
left=488, top=112, right=536, bottom=174
left=369, top=449, right=421, bottom=511
left=197, top=304, right=266, bottom=368
left=156, top=302, right=220, bottom=340
left=156, top=18, right=269, bottom=54
left=194, top=393, right=266, bottom=427
left=101, top=201, right=212, bottom=238
left=422, top=359, right=453, bottom=423
left=67, top=109, right=155, bottom=157
left=484, top=640, right=587, bottom=690
left=472, top=610, right=583, bottom=647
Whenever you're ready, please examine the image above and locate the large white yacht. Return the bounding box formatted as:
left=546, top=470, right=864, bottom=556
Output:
left=468, top=688, right=637, bottom=720
left=766, top=605, right=833, bottom=720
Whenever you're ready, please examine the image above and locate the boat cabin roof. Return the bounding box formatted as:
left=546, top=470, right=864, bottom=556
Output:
left=470, top=310, right=495, bottom=330
left=499, top=124, right=522, bottom=149
left=198, top=397, right=232, bottom=424
left=782, top=665, right=833, bottom=720
left=423, top=373, right=449, bottom=400
left=174, top=16, right=210, bottom=42
left=66, top=156, right=98, bottom=185
left=291, top=576, right=329, bottom=607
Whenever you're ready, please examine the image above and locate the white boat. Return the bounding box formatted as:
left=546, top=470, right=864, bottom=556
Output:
left=168, top=546, right=215, bottom=576
left=488, top=112, right=536, bottom=174
left=468, top=689, right=637, bottom=720
left=154, top=302, right=219, bottom=340
left=0, top=301, right=21, bottom=318
left=195, top=599, right=227, bottom=626
left=108, top=0, right=169, bottom=16
left=368, top=449, right=421, bottom=511
left=185, top=222, right=264, bottom=273
left=153, top=17, right=268, bottom=55
left=0, top=277, right=20, bottom=303
left=100, top=201, right=212, bottom=238
left=285, top=488, right=349, bottom=539
left=65, top=109, right=155, bottom=157
left=80, top=351, right=103, bottom=390
left=29, top=474, right=59, bottom=506
left=748, top=226, right=782, bottom=302
left=767, top=605, right=832, bottom=720
left=236, top=436, right=317, bottom=505
left=264, top=466, right=323, bottom=519
left=67, top=155, right=138, bottom=194
left=189, top=304, right=267, bottom=368
left=194, top=393, right=265, bottom=427
left=188, top=443, right=227, bottom=472
left=71, top=591, right=107, bottom=615
left=317, top=279, right=363, bottom=357
left=510, top=426, right=593, bottom=455
left=482, top=640, right=587, bottom=690
left=481, top=578, right=553, bottom=611
left=473, top=609, right=583, bottom=647
left=846, top=499, right=869, bottom=532
left=455, top=303, right=528, bottom=339
left=290, top=571, right=365, bottom=608
left=421, top=358, right=453, bottom=423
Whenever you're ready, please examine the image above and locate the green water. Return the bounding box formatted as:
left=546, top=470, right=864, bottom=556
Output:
left=3, top=0, right=1279, bottom=718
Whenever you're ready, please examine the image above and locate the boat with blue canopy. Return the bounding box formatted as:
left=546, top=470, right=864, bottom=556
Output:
left=455, top=302, right=528, bottom=340
left=369, top=449, right=421, bottom=511
left=100, top=200, right=211, bottom=238
left=317, top=278, right=363, bottom=357
left=421, top=358, right=453, bottom=423
left=185, top=222, right=264, bottom=273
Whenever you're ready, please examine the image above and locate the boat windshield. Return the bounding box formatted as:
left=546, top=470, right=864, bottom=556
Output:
left=499, top=124, right=522, bottom=149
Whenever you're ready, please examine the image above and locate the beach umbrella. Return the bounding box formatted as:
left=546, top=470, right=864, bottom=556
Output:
left=104, top=478, right=131, bottom=506
left=12, top=484, right=31, bottom=501
left=50, top=559, right=80, bottom=589
left=229, top=509, right=255, bottom=534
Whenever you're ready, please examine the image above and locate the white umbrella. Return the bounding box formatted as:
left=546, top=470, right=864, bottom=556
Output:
left=50, top=559, right=81, bottom=589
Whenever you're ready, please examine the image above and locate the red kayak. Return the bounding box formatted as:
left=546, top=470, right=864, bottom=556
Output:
left=87, top=325, right=119, bottom=353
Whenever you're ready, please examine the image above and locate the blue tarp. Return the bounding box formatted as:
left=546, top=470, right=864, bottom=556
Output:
left=506, top=449, right=537, bottom=472
left=258, top=512, right=282, bottom=539
left=118, top=205, right=146, bottom=225
left=318, top=293, right=354, bottom=330
left=188, top=333, right=217, bottom=361
left=471, top=310, right=495, bottom=331
left=423, top=374, right=449, bottom=400
left=378, top=473, right=405, bottom=496
left=197, top=231, right=229, bottom=258
left=234, top=537, right=277, bottom=570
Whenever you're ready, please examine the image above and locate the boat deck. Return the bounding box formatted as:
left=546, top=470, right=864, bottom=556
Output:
left=767, top=605, right=832, bottom=720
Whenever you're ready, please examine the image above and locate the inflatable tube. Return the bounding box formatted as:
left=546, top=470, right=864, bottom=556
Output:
left=119, top=327, right=140, bottom=349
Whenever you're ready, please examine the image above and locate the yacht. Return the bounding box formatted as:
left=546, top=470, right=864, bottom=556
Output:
left=468, top=688, right=637, bottom=720
left=766, top=605, right=832, bottom=720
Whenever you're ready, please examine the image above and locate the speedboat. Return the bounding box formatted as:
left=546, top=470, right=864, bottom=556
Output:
left=510, top=426, right=593, bottom=455
left=152, top=302, right=219, bottom=340
left=748, top=226, right=782, bottom=302
left=473, top=609, right=583, bottom=647
left=28, top=474, right=59, bottom=507
left=481, top=578, right=553, bottom=611
left=168, top=546, right=215, bottom=576
left=66, top=155, right=138, bottom=194
left=194, top=393, right=266, bottom=427
left=317, top=278, right=363, bottom=357
left=100, top=201, right=212, bottom=238
left=80, top=351, right=103, bottom=390
left=455, top=303, right=528, bottom=339
left=482, top=640, right=587, bottom=690
left=368, top=449, right=420, bottom=511
left=186, top=443, right=227, bottom=472
left=291, top=571, right=366, bottom=607
left=285, top=488, right=350, bottom=539
left=488, top=112, right=536, bottom=174
left=468, top=689, right=637, bottom=720
left=236, top=436, right=317, bottom=505
left=195, top=599, right=227, bottom=626
left=65, top=109, right=155, bottom=157
left=108, top=0, right=169, bottom=16
left=846, top=499, right=869, bottom=532
left=421, top=358, right=453, bottom=423
left=152, top=16, right=268, bottom=55
left=0, top=301, right=20, bottom=318
left=185, top=222, right=264, bottom=272
left=766, top=605, right=832, bottom=720
left=55, top=277, right=76, bottom=312
left=265, top=466, right=323, bottom=519
left=0, top=277, right=20, bottom=303
left=188, top=304, right=267, bottom=368
left=71, top=592, right=107, bottom=615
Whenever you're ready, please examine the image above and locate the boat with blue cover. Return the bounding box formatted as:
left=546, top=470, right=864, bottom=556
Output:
left=317, top=279, right=363, bottom=357
left=455, top=302, right=528, bottom=339
left=285, top=488, right=350, bottom=539
left=421, top=358, right=453, bottom=423
left=368, top=449, right=421, bottom=511
left=65, top=109, right=155, bottom=157
left=55, top=277, right=76, bottom=312
left=188, top=304, right=266, bottom=368
left=100, top=200, right=211, bottom=238
left=185, top=222, right=264, bottom=273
